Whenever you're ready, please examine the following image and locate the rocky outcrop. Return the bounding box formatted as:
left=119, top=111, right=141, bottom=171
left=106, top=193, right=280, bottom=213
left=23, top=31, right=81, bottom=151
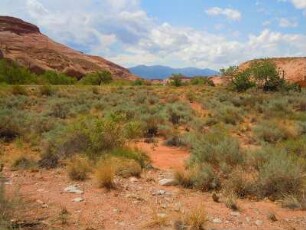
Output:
left=0, top=16, right=40, bottom=34
left=0, top=16, right=137, bottom=80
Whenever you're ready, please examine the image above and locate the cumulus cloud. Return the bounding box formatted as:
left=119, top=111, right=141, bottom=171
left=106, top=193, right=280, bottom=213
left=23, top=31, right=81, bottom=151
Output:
left=278, top=18, right=298, bottom=27
left=0, top=0, right=305, bottom=69
left=205, top=7, right=242, bottom=21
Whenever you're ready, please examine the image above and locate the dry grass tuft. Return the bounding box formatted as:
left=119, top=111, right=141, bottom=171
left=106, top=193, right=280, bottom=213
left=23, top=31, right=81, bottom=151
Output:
left=67, top=156, right=91, bottom=181
left=182, top=205, right=207, bottom=230
left=95, top=160, right=115, bottom=189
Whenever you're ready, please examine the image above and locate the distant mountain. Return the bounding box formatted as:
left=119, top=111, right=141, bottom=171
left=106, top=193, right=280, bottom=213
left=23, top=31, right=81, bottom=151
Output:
left=129, top=65, right=219, bottom=79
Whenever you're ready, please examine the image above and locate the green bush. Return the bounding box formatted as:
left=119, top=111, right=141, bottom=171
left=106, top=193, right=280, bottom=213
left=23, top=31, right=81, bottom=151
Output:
left=189, top=131, right=243, bottom=169
left=257, top=149, right=305, bottom=199
left=39, top=85, right=55, bottom=96
left=253, top=120, right=287, bottom=143
left=0, top=59, right=37, bottom=84
left=40, top=71, right=76, bottom=85
left=80, top=71, right=113, bottom=85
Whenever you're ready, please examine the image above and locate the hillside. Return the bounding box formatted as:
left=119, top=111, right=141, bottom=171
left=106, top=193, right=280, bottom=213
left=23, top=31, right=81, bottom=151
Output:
left=129, top=65, right=218, bottom=79
left=239, top=57, right=306, bottom=85
left=0, top=16, right=136, bottom=80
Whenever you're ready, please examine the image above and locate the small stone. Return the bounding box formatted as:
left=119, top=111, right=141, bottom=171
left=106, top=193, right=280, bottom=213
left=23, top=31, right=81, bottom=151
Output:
left=73, top=197, right=84, bottom=203
left=129, top=177, right=138, bottom=183
left=64, top=185, right=83, bottom=194
left=159, top=178, right=177, bottom=186
left=255, top=220, right=263, bottom=226
left=42, top=204, right=48, bottom=208
left=212, top=218, right=222, bottom=224
left=231, top=211, right=241, bottom=217
left=157, top=213, right=167, bottom=218
left=246, top=217, right=251, bottom=223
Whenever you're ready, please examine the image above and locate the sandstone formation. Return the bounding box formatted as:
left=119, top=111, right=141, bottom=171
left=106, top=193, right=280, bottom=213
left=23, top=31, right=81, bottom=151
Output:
left=239, top=57, right=306, bottom=86
left=0, top=16, right=137, bottom=80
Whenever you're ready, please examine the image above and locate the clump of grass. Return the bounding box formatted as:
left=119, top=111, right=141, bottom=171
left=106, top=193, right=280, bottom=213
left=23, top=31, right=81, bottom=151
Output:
left=225, top=193, right=239, bottom=211
left=253, top=120, right=287, bottom=143
left=39, top=85, right=55, bottom=96
left=257, top=149, right=305, bottom=200
left=182, top=205, right=207, bottom=230
left=95, top=160, right=115, bottom=189
left=175, top=165, right=220, bottom=192
left=143, top=208, right=169, bottom=229
left=58, top=207, right=70, bottom=225
left=67, top=156, right=91, bottom=181
left=111, top=157, right=142, bottom=178
left=281, top=195, right=302, bottom=210
left=10, top=153, right=37, bottom=171
left=223, top=167, right=257, bottom=198
left=11, top=85, right=27, bottom=95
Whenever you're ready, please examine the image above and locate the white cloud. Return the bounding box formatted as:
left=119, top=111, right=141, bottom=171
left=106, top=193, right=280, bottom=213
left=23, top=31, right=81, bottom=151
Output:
left=290, top=0, right=306, bottom=9
left=0, top=0, right=305, bottom=69
left=279, top=18, right=298, bottom=27
left=205, top=7, right=242, bottom=21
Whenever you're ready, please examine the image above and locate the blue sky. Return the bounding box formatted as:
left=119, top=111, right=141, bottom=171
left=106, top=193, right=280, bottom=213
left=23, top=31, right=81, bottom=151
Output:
left=0, top=0, right=305, bottom=69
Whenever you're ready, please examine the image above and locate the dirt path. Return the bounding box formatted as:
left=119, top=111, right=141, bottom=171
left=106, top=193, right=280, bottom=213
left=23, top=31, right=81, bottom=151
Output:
left=134, top=139, right=189, bottom=171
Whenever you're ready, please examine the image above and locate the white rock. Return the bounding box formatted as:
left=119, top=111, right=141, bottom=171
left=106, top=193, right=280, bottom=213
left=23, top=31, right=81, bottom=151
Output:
left=231, top=211, right=241, bottom=217
left=73, top=197, right=84, bottom=203
left=64, top=185, right=83, bottom=194
left=159, top=178, right=178, bottom=186
left=255, top=220, right=263, bottom=226
left=129, top=177, right=138, bottom=183
left=212, top=218, right=222, bottom=224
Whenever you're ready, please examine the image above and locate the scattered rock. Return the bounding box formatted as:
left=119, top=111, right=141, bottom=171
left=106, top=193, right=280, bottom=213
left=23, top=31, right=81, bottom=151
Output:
left=267, top=213, right=278, bottom=222
left=230, top=211, right=241, bottom=217
left=129, top=177, right=138, bottom=183
left=152, top=190, right=172, bottom=196
left=73, top=197, right=84, bottom=203
left=255, top=220, right=263, bottom=226
left=212, top=192, right=220, bottom=203
left=157, top=213, right=167, bottom=218
left=64, top=185, right=83, bottom=194
left=212, top=218, right=222, bottom=224
left=159, top=178, right=177, bottom=186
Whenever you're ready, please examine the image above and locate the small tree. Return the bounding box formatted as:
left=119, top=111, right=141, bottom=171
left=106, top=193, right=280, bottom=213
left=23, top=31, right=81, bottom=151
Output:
left=169, top=74, right=183, bottom=87
left=80, top=71, right=113, bottom=85
left=220, top=66, right=239, bottom=77
left=231, top=70, right=255, bottom=92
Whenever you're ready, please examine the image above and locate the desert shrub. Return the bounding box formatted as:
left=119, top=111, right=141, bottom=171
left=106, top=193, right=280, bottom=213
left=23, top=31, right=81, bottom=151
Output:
left=189, top=131, right=243, bottom=169
left=10, top=153, right=37, bottom=170
left=230, top=70, right=255, bottom=92
left=253, top=120, right=287, bottom=143
left=165, top=135, right=186, bottom=147
left=181, top=205, right=207, bottom=230
left=0, top=109, right=23, bottom=141
left=190, top=77, right=215, bottom=86
left=176, top=165, right=220, bottom=191
left=87, top=119, right=124, bottom=155
left=112, top=158, right=142, bottom=178
left=280, top=136, right=306, bottom=158
left=67, top=156, right=91, bottom=181
left=80, top=71, right=113, bottom=85
left=95, top=160, right=115, bottom=189
left=169, top=74, right=183, bottom=87
left=38, top=151, right=59, bottom=169
left=223, top=167, right=257, bottom=198
left=110, top=148, right=149, bottom=168
left=41, top=71, right=76, bottom=85
left=0, top=59, right=37, bottom=84
left=124, top=121, right=144, bottom=139
left=256, top=149, right=305, bottom=199
left=49, top=102, right=70, bottom=119
left=224, top=193, right=239, bottom=211
left=11, top=85, right=27, bottom=95
left=215, top=105, right=243, bottom=125
left=39, top=85, right=55, bottom=96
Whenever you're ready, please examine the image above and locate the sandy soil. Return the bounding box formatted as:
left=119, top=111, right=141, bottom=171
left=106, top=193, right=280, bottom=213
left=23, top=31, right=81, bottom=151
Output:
left=3, top=140, right=306, bottom=230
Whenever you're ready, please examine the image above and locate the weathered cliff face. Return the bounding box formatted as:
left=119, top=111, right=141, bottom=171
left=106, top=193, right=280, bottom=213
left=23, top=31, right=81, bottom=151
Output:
left=0, top=16, right=137, bottom=80
left=239, top=57, right=306, bottom=85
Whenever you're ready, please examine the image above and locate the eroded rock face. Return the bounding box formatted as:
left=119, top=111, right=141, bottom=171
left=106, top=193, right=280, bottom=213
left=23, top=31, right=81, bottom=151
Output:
left=0, top=16, right=137, bottom=80
left=0, top=16, right=40, bottom=34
